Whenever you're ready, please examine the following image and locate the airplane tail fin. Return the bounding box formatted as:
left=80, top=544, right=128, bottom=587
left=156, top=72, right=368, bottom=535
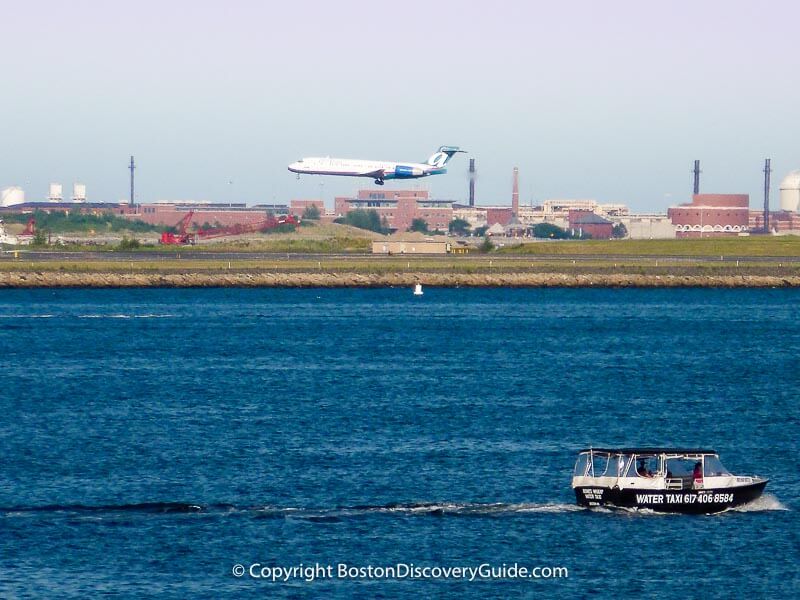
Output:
left=426, top=146, right=466, bottom=168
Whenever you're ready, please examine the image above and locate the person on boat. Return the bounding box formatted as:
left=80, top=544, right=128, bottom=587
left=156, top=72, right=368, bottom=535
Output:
left=693, top=461, right=703, bottom=487
left=636, top=460, right=652, bottom=477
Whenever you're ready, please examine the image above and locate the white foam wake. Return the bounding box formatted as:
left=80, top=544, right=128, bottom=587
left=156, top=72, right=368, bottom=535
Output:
left=729, top=494, right=788, bottom=512
left=76, top=314, right=173, bottom=319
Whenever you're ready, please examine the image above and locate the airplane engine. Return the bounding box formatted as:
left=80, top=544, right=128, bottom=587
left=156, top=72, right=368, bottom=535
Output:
left=394, top=165, right=424, bottom=178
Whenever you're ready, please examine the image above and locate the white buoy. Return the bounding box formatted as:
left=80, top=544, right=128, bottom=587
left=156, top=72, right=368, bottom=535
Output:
left=413, top=283, right=423, bottom=296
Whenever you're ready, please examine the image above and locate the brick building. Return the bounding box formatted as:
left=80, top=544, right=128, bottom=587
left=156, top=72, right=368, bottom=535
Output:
left=568, top=210, right=614, bottom=239
left=668, top=194, right=750, bottom=237
left=334, top=190, right=453, bottom=232
left=486, top=207, right=513, bottom=226
left=130, top=202, right=290, bottom=228
left=749, top=210, right=800, bottom=233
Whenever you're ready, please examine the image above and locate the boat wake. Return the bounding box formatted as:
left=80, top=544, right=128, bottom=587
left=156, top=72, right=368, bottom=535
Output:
left=76, top=314, right=174, bottom=319
left=0, top=314, right=173, bottom=319
left=3, top=496, right=787, bottom=520
left=0, top=501, right=584, bottom=520
left=727, top=493, right=788, bottom=513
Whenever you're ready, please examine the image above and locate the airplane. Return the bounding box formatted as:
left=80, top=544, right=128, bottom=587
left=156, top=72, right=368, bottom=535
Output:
left=288, top=145, right=466, bottom=185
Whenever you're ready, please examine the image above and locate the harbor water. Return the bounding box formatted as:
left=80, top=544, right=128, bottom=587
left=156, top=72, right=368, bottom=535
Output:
left=1, top=287, right=798, bottom=598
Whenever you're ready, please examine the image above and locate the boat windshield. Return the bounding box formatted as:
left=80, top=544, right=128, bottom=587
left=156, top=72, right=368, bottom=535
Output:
left=665, top=457, right=696, bottom=478
left=590, top=453, right=609, bottom=476
left=630, top=455, right=660, bottom=478
left=574, top=453, right=590, bottom=477
left=610, top=454, right=630, bottom=477
left=575, top=452, right=631, bottom=478
left=703, top=455, right=731, bottom=477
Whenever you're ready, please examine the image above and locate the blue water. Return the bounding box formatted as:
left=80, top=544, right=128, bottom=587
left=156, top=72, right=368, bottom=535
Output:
left=1, top=288, right=798, bottom=598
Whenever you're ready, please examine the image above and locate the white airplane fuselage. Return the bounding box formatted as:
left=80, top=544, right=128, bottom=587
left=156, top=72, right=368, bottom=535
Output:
left=289, top=157, right=436, bottom=180
left=288, top=146, right=463, bottom=185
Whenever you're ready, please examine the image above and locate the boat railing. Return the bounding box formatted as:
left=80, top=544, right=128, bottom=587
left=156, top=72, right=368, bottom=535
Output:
left=665, top=478, right=684, bottom=490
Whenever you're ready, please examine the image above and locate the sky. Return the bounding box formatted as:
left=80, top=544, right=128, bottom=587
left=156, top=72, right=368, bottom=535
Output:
left=1, top=0, right=799, bottom=212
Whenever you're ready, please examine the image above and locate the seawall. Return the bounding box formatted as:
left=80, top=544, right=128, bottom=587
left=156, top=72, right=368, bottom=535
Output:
left=1, top=271, right=799, bottom=288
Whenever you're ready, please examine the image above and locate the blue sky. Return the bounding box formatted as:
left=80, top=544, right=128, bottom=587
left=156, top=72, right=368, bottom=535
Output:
left=1, top=0, right=798, bottom=211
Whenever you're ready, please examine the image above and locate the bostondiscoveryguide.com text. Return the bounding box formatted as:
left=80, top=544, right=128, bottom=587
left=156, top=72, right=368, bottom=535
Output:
left=232, top=562, right=569, bottom=583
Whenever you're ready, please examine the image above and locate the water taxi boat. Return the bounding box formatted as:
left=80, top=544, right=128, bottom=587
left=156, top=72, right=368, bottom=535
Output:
left=572, top=447, right=768, bottom=513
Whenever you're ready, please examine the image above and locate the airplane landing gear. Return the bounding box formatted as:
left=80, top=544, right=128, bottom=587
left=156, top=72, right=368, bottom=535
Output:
left=374, top=179, right=384, bottom=185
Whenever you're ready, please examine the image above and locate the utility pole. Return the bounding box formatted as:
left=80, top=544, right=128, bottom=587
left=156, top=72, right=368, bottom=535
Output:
left=129, top=156, right=136, bottom=207
left=468, top=158, right=476, bottom=207
left=763, top=158, right=771, bottom=233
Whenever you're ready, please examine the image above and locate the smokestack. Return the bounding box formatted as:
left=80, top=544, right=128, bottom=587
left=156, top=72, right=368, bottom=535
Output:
left=764, top=158, right=771, bottom=233
left=468, top=158, right=476, bottom=207
left=693, top=160, right=701, bottom=195
left=512, top=167, right=519, bottom=217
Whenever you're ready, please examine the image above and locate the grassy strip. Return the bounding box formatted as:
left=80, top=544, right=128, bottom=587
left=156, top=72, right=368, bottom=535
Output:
left=2, top=237, right=373, bottom=254
left=185, top=237, right=372, bottom=253
left=496, top=237, right=800, bottom=257
left=1, top=257, right=799, bottom=275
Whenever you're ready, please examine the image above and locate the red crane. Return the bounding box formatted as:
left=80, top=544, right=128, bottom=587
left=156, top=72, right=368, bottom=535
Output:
left=20, top=217, right=36, bottom=237
left=195, top=214, right=299, bottom=240
left=160, top=211, right=298, bottom=245
left=159, top=211, right=196, bottom=245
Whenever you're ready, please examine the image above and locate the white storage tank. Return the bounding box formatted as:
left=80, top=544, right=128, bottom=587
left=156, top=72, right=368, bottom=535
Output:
left=48, top=183, right=63, bottom=202
left=780, top=171, right=800, bottom=212
left=72, top=183, right=86, bottom=203
left=0, top=186, right=25, bottom=207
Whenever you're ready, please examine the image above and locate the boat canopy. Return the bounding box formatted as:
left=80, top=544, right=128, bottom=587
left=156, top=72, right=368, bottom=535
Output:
left=577, top=447, right=717, bottom=455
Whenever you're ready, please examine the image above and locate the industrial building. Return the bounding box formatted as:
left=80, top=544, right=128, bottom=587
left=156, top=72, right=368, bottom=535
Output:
left=129, top=202, right=292, bottom=229
left=568, top=211, right=614, bottom=239
left=450, top=166, right=646, bottom=237
left=335, top=190, right=454, bottom=232
left=668, top=194, right=751, bottom=237
left=617, top=214, right=675, bottom=239
left=750, top=171, right=800, bottom=232
left=453, top=199, right=641, bottom=237
left=672, top=162, right=800, bottom=236
left=0, top=200, right=132, bottom=216
left=371, top=240, right=452, bottom=254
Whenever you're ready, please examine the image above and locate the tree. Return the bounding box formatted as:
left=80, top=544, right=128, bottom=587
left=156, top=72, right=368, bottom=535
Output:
left=335, top=209, right=386, bottom=233
left=533, top=223, right=570, bottom=239
left=302, top=204, right=321, bottom=220
left=117, top=236, right=141, bottom=250
left=448, top=218, right=471, bottom=236
left=408, top=218, right=429, bottom=233
left=31, top=229, right=48, bottom=247
left=473, top=225, right=489, bottom=237
left=612, top=222, right=628, bottom=239
left=478, top=236, right=495, bottom=253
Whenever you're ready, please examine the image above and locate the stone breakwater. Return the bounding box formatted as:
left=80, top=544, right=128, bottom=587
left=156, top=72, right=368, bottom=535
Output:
left=2, top=271, right=800, bottom=288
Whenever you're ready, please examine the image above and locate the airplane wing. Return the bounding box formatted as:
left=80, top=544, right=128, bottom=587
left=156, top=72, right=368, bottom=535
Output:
left=360, top=168, right=385, bottom=178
